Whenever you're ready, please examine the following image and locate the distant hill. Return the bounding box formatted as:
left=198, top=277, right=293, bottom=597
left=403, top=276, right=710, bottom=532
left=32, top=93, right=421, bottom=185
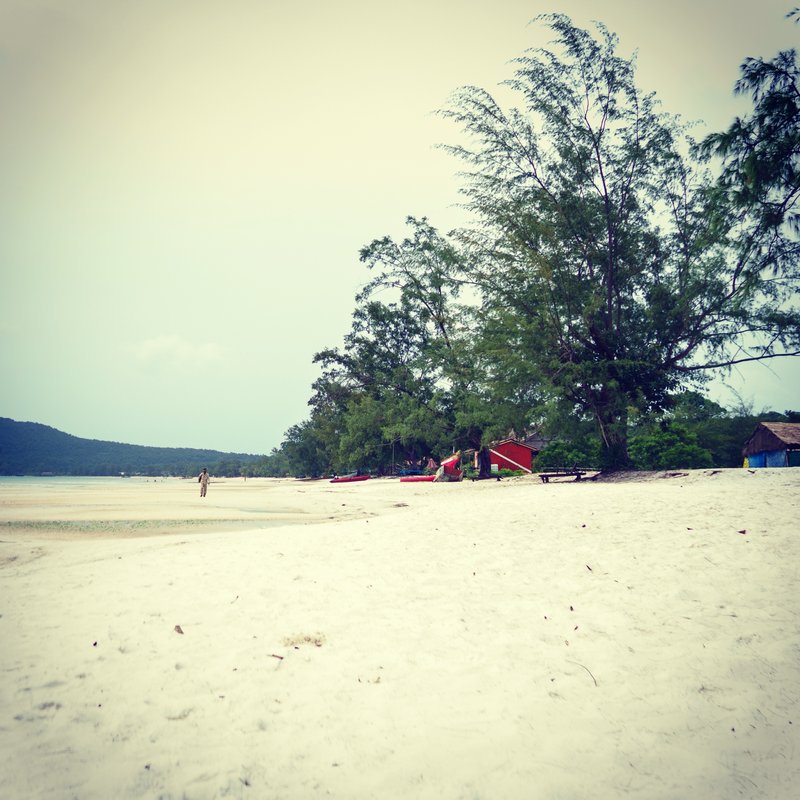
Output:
left=0, top=417, right=266, bottom=476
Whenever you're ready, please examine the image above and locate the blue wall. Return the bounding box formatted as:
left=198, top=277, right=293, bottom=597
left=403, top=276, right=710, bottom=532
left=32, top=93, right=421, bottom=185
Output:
left=748, top=450, right=788, bottom=467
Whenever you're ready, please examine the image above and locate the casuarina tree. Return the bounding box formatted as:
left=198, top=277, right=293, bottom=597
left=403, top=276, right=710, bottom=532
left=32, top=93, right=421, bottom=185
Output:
left=441, top=14, right=800, bottom=469
left=700, top=9, right=799, bottom=281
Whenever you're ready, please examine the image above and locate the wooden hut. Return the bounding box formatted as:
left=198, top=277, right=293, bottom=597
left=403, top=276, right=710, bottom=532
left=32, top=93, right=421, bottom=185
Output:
left=742, top=422, right=800, bottom=468
left=487, top=438, right=540, bottom=474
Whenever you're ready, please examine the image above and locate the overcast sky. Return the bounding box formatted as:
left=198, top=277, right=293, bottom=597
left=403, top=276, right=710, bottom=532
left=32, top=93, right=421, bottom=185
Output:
left=1, top=0, right=798, bottom=453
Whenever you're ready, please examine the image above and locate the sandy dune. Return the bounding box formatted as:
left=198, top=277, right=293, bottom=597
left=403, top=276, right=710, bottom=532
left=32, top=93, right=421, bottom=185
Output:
left=0, top=470, right=798, bottom=799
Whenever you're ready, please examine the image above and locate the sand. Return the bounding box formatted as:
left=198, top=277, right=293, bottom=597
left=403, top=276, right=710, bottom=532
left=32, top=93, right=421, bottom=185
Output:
left=0, top=470, right=798, bottom=799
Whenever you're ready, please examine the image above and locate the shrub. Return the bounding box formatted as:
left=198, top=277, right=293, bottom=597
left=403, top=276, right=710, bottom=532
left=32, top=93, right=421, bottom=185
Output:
left=629, top=424, right=713, bottom=470
left=534, top=439, right=601, bottom=471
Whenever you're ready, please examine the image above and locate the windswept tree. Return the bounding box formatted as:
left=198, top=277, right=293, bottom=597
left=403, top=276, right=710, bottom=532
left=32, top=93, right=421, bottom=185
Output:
left=700, top=11, right=799, bottom=278
left=441, top=14, right=800, bottom=469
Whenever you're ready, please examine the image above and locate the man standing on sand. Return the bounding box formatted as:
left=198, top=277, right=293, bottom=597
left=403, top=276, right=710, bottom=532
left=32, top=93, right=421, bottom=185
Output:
left=198, top=467, right=210, bottom=498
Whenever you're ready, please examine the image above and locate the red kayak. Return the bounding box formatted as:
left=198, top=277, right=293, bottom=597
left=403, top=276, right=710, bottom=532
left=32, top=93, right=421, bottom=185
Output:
left=330, top=475, right=371, bottom=483
left=399, top=475, right=436, bottom=482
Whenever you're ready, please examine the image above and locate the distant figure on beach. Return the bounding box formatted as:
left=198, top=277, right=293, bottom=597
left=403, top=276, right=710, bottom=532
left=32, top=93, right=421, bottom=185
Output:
left=198, top=468, right=210, bottom=497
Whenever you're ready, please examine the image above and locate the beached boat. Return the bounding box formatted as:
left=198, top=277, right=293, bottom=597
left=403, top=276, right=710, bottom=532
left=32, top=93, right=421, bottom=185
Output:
left=330, top=475, right=371, bottom=484
left=399, top=475, right=436, bottom=483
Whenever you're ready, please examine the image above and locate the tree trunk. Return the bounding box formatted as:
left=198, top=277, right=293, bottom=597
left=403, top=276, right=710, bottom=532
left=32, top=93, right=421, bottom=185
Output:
left=595, top=390, right=632, bottom=471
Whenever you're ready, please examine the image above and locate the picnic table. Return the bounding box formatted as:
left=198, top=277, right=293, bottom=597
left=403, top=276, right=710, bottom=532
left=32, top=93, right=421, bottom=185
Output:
left=538, top=467, right=588, bottom=483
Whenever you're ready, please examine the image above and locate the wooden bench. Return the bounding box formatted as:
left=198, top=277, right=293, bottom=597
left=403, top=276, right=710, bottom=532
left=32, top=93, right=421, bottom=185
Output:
left=538, top=468, right=587, bottom=483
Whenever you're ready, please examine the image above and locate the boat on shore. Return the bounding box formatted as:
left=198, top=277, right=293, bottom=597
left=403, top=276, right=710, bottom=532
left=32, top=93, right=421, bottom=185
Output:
left=330, top=474, right=371, bottom=484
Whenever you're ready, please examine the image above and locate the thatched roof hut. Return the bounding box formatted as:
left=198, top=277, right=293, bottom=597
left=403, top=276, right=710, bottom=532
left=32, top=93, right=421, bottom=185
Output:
left=742, top=422, right=800, bottom=468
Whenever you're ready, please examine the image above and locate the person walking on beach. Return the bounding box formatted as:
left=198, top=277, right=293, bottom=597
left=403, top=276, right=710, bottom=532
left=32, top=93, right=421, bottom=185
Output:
left=198, top=467, right=210, bottom=498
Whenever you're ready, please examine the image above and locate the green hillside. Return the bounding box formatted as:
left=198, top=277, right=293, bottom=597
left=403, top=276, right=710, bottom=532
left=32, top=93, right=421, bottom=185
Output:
left=0, top=418, right=265, bottom=476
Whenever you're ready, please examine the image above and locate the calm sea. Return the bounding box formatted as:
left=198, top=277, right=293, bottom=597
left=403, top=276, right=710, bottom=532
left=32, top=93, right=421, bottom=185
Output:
left=0, top=476, right=176, bottom=489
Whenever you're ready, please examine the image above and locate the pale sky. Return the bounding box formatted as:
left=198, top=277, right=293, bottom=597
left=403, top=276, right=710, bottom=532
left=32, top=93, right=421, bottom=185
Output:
left=1, top=0, right=798, bottom=453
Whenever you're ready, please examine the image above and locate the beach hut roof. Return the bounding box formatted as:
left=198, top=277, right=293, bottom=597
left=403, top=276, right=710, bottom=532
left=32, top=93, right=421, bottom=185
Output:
left=487, top=431, right=548, bottom=452
left=491, top=438, right=540, bottom=451
left=742, top=422, right=800, bottom=456
left=522, top=433, right=549, bottom=451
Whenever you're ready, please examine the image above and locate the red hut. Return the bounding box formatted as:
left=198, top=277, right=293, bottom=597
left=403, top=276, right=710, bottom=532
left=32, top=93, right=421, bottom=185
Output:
left=487, top=439, right=539, bottom=474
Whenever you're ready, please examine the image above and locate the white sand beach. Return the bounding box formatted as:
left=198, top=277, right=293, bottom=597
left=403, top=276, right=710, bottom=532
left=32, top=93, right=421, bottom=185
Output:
left=1, top=470, right=798, bottom=799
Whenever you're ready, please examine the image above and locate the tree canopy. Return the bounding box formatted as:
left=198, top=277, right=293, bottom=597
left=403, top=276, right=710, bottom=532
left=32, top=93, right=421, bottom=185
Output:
left=438, top=13, right=800, bottom=469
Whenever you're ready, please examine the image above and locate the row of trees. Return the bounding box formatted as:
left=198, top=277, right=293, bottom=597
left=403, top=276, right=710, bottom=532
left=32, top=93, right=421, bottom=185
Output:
left=253, top=393, right=797, bottom=476
left=534, top=395, right=799, bottom=471
left=265, top=13, right=799, bottom=476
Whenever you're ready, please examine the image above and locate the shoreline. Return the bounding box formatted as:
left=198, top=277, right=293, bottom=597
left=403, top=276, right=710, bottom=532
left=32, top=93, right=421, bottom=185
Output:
left=0, top=468, right=780, bottom=540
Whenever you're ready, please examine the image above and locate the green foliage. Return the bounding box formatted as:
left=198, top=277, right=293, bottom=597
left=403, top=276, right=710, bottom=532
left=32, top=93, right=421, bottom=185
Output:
left=693, top=22, right=800, bottom=382
left=629, top=424, right=713, bottom=470
left=531, top=388, right=740, bottom=473
left=534, top=438, right=602, bottom=471
left=625, top=391, right=797, bottom=468
left=679, top=408, right=791, bottom=468
left=461, top=309, right=549, bottom=445
left=281, top=420, right=332, bottom=477
left=667, top=391, right=727, bottom=423
left=250, top=448, right=291, bottom=477
left=701, top=41, right=800, bottom=264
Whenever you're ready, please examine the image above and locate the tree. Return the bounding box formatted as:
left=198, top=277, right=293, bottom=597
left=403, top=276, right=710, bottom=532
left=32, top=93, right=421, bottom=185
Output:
left=701, top=14, right=799, bottom=274
left=629, top=423, right=713, bottom=470
left=441, top=14, right=800, bottom=470
left=251, top=448, right=291, bottom=477
left=667, top=390, right=727, bottom=423
left=534, top=437, right=601, bottom=471
left=281, top=420, right=331, bottom=477
left=309, top=217, right=474, bottom=470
